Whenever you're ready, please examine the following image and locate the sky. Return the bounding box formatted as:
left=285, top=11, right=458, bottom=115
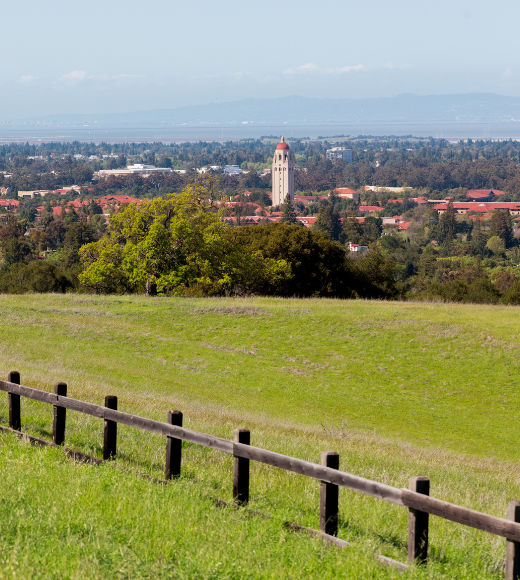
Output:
left=2, top=0, right=520, bottom=119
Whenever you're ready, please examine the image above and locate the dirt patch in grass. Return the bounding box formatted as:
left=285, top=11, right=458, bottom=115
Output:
left=280, top=366, right=313, bottom=377
left=201, top=342, right=258, bottom=356
left=193, top=306, right=270, bottom=317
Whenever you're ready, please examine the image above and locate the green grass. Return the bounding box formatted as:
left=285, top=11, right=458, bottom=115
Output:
left=0, top=294, right=519, bottom=578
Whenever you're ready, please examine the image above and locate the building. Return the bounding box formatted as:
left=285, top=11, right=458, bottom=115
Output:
left=364, top=186, right=412, bottom=194
left=223, top=165, right=244, bottom=175
left=126, top=164, right=172, bottom=174
left=333, top=187, right=359, bottom=201
left=98, top=164, right=172, bottom=177
left=434, top=202, right=520, bottom=216
left=272, top=136, right=294, bottom=207
left=326, top=147, right=353, bottom=162
left=348, top=243, right=369, bottom=253
left=466, top=189, right=506, bottom=200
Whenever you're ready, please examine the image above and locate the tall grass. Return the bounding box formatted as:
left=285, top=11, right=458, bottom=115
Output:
left=0, top=294, right=519, bottom=578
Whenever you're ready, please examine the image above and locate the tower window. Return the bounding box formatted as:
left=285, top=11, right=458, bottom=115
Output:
left=278, top=154, right=281, bottom=160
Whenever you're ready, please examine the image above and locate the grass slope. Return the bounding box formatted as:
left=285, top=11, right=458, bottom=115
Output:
left=0, top=294, right=519, bottom=578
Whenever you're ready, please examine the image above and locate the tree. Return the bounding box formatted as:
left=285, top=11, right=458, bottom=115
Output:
left=486, top=235, right=506, bottom=255
left=64, top=208, right=79, bottom=224
left=436, top=200, right=457, bottom=241
left=342, top=212, right=363, bottom=244
left=18, top=206, right=37, bottom=223
left=89, top=200, right=103, bottom=215
left=363, top=216, right=383, bottom=243
left=1, top=237, right=32, bottom=272
left=280, top=194, right=298, bottom=225
left=470, top=216, right=487, bottom=254
left=489, top=209, right=513, bottom=248
left=79, top=180, right=290, bottom=295
left=313, top=201, right=341, bottom=241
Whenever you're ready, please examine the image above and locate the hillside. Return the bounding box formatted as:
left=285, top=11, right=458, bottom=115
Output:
left=1, top=295, right=519, bottom=578
left=13, top=93, right=520, bottom=126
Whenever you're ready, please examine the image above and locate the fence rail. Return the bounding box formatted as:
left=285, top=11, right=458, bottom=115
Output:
left=1, top=373, right=520, bottom=577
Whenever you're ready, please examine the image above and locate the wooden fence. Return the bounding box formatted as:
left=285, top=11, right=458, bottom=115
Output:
left=1, top=371, right=520, bottom=578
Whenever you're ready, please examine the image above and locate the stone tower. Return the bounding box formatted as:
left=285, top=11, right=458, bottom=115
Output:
left=272, top=136, right=294, bottom=207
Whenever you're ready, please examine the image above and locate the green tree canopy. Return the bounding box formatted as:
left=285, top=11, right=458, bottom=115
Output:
left=226, top=222, right=397, bottom=299
left=486, top=235, right=506, bottom=255
left=79, top=181, right=290, bottom=295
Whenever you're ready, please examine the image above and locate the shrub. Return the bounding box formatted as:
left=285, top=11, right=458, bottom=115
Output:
left=502, top=280, right=520, bottom=305
left=465, top=279, right=500, bottom=304
left=0, top=261, right=74, bottom=294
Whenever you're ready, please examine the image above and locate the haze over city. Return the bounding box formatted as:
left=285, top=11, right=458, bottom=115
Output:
left=2, top=0, right=520, bottom=120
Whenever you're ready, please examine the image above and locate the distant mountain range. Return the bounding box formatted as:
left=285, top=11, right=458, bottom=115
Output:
left=10, top=94, right=520, bottom=126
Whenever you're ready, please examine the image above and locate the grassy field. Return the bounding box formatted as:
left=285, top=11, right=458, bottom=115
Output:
left=0, top=294, right=519, bottom=578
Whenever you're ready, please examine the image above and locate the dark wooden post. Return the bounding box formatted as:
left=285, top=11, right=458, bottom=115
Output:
left=8, top=371, right=21, bottom=431
left=52, top=382, right=67, bottom=445
left=233, top=428, right=250, bottom=504
left=103, top=396, right=117, bottom=460
left=165, top=410, right=183, bottom=480
left=320, top=450, right=339, bottom=536
left=506, top=501, right=520, bottom=580
left=408, top=476, right=430, bottom=565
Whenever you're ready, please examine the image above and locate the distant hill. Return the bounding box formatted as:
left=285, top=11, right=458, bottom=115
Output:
left=12, top=93, right=520, bottom=126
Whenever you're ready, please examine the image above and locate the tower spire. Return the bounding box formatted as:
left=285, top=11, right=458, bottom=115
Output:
left=272, top=136, right=294, bottom=206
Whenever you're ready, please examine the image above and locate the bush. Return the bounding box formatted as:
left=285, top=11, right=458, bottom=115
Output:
left=416, top=278, right=500, bottom=304
left=0, top=261, right=74, bottom=294
left=502, top=280, right=520, bottom=305
left=416, top=280, right=468, bottom=302
left=465, top=279, right=500, bottom=304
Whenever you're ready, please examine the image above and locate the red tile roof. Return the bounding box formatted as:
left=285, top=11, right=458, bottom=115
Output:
left=467, top=189, right=506, bottom=197
left=434, top=202, right=520, bottom=212
left=359, top=206, right=382, bottom=212
left=333, top=188, right=357, bottom=195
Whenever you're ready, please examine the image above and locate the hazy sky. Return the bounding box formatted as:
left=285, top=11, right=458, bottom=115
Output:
left=3, top=0, right=519, bottom=118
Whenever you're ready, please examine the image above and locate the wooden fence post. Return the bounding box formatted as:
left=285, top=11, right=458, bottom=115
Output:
left=165, top=410, right=183, bottom=480
left=8, top=371, right=21, bottom=431
left=320, top=450, right=340, bottom=536
left=233, top=428, right=250, bottom=504
left=103, top=396, right=117, bottom=460
left=506, top=501, right=520, bottom=580
left=408, top=476, right=430, bottom=565
left=52, top=382, right=67, bottom=445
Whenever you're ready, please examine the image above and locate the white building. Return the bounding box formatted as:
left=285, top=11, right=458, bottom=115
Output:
left=348, top=243, right=369, bottom=253
left=126, top=164, right=172, bottom=174
left=98, top=164, right=172, bottom=177
left=326, top=147, right=353, bottom=162
left=272, top=136, right=294, bottom=207
left=223, top=165, right=244, bottom=175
